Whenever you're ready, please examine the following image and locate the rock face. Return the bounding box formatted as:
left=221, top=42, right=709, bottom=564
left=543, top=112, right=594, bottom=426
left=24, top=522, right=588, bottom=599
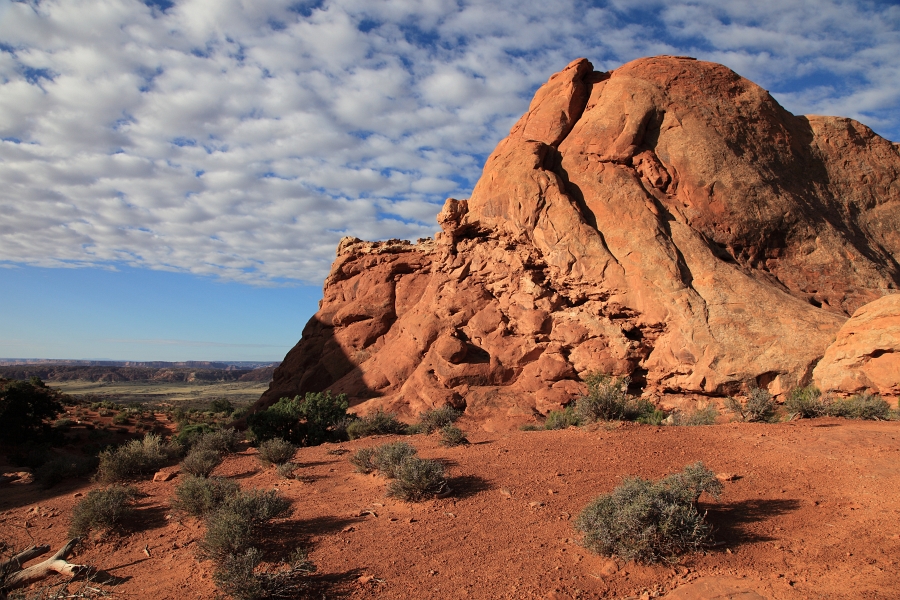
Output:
left=257, top=56, right=900, bottom=428
left=813, top=294, right=900, bottom=398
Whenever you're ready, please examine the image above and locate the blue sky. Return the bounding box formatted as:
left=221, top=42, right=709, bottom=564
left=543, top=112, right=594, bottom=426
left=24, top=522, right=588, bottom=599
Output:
left=1, top=0, right=898, bottom=362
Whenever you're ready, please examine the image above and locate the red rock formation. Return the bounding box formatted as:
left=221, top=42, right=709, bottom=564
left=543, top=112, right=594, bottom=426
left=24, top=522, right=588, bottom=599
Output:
left=257, top=56, right=900, bottom=428
left=813, top=294, right=900, bottom=399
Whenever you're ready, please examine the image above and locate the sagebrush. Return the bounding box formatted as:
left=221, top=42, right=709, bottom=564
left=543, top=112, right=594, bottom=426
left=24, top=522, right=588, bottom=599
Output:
left=386, top=456, right=448, bottom=502
left=172, top=475, right=240, bottom=518
left=202, top=489, right=292, bottom=559
left=346, top=409, right=408, bottom=439
left=575, top=462, right=722, bottom=563
left=95, top=433, right=174, bottom=483
left=256, top=438, right=296, bottom=466
left=69, top=485, right=139, bottom=537
left=412, top=405, right=463, bottom=434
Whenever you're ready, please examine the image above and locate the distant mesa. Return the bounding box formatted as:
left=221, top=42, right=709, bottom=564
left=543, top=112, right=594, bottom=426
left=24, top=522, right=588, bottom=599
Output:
left=256, top=56, right=900, bottom=429
left=0, top=360, right=280, bottom=383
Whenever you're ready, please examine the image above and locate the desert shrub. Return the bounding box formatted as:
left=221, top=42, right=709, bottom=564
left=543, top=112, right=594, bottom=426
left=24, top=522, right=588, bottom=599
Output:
left=247, top=391, right=348, bottom=446
left=36, top=455, right=98, bottom=488
left=575, top=462, right=722, bottom=563
left=725, top=388, right=777, bottom=423
left=276, top=462, right=298, bottom=479
left=174, top=423, right=215, bottom=449
left=349, top=447, right=376, bottom=473
left=635, top=405, right=668, bottom=426
left=0, top=377, right=63, bottom=444
left=214, top=547, right=316, bottom=600
left=172, top=475, right=240, bottom=518
left=575, top=373, right=631, bottom=422
left=373, top=441, right=418, bottom=478
left=439, top=425, right=469, bottom=447
left=9, top=442, right=51, bottom=469
left=192, top=428, right=242, bottom=455
left=413, top=405, right=463, bottom=434
left=346, top=409, right=408, bottom=439
left=671, top=405, right=719, bottom=426
left=257, top=438, right=296, bottom=466
left=784, top=385, right=826, bottom=418
left=246, top=397, right=304, bottom=444
left=295, top=391, right=349, bottom=445
left=827, top=393, right=891, bottom=420
left=95, top=433, right=173, bottom=483
left=544, top=406, right=581, bottom=430
left=53, top=417, right=73, bottom=430
left=202, top=489, right=292, bottom=559
left=386, top=457, right=448, bottom=502
left=69, top=485, right=139, bottom=537
left=519, top=423, right=543, bottom=431
left=210, top=398, right=234, bottom=415
left=112, top=411, right=130, bottom=425
left=182, top=447, right=223, bottom=477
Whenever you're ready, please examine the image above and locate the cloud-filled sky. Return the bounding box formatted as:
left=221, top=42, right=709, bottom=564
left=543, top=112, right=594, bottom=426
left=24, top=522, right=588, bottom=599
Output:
left=1, top=0, right=898, bottom=360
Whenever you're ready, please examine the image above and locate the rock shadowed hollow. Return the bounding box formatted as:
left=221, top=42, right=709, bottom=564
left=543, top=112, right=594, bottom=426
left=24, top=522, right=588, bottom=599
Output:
left=257, top=56, right=900, bottom=428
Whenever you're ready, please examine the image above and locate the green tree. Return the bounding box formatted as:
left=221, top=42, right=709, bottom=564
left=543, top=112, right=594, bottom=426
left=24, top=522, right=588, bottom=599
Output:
left=247, top=391, right=348, bottom=446
left=0, top=377, right=64, bottom=443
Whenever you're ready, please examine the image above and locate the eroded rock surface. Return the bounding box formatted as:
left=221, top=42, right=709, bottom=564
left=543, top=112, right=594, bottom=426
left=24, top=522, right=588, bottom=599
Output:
left=257, top=56, right=900, bottom=427
left=814, top=294, right=900, bottom=398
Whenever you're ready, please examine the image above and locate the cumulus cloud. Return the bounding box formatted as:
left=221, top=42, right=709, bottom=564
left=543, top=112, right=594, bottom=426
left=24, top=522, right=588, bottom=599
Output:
left=0, top=0, right=897, bottom=285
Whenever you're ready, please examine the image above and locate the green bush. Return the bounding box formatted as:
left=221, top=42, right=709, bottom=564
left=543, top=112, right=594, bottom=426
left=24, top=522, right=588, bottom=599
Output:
left=210, top=398, right=234, bottom=415
left=544, top=406, right=581, bottom=429
left=182, top=447, right=223, bottom=477
left=386, top=457, right=448, bottom=502
left=439, top=425, right=469, bottom=447
left=257, top=438, right=296, bottom=466
left=785, top=385, right=826, bottom=418
left=575, top=462, right=722, bottom=563
left=296, top=390, right=349, bottom=445
left=214, top=547, right=316, bottom=600
left=174, top=423, right=216, bottom=449
left=725, top=388, right=777, bottom=422
left=0, top=377, right=64, bottom=444
left=202, top=489, right=292, bottom=559
left=671, top=405, right=719, bottom=426
left=171, top=475, right=240, bottom=518
left=276, top=462, right=299, bottom=479
left=349, top=447, right=376, bottom=473
left=95, top=433, right=173, bottom=483
left=828, top=393, right=891, bottom=420
left=112, top=411, right=130, bottom=425
left=247, top=391, right=348, bottom=446
left=69, top=485, right=139, bottom=537
left=575, top=373, right=631, bottom=422
left=192, top=428, right=242, bottom=455
left=373, top=441, right=418, bottom=478
left=36, top=455, right=98, bottom=488
left=346, top=409, right=408, bottom=439
left=412, top=405, right=463, bottom=434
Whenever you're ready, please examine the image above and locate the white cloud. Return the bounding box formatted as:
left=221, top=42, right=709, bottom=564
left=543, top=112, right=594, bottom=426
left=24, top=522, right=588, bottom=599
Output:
left=0, top=0, right=897, bottom=285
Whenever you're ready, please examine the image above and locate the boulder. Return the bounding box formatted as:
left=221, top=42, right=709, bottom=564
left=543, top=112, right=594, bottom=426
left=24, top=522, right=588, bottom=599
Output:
left=813, top=294, right=900, bottom=398
left=255, top=56, right=900, bottom=428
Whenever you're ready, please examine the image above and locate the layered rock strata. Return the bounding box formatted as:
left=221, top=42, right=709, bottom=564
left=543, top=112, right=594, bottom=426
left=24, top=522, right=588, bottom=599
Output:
left=257, top=56, right=900, bottom=428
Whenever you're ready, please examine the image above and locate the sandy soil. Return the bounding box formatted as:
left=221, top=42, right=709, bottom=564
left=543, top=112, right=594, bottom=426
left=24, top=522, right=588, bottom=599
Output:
left=2, top=418, right=899, bottom=599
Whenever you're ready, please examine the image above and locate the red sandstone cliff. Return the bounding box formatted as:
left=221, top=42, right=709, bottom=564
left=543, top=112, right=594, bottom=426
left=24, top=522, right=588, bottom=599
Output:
left=257, top=56, right=900, bottom=428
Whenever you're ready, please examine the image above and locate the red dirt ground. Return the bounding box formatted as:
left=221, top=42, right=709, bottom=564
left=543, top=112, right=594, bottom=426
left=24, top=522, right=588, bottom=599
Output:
left=2, top=418, right=899, bottom=599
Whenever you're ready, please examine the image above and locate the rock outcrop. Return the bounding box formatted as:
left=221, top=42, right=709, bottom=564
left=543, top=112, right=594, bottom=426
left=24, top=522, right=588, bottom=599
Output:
left=257, top=56, right=900, bottom=428
left=813, top=294, right=900, bottom=398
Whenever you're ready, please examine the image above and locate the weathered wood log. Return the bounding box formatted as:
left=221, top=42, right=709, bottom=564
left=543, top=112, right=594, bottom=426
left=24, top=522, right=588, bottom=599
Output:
left=0, top=538, right=89, bottom=593
left=0, top=544, right=50, bottom=576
